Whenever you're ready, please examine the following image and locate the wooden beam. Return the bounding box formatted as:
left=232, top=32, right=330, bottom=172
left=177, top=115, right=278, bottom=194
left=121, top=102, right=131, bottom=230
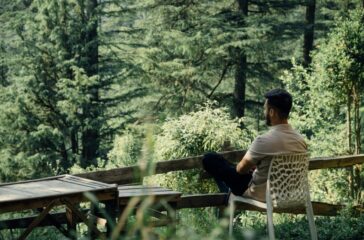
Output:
left=309, top=155, right=364, bottom=170
left=0, top=210, right=106, bottom=231
left=176, top=193, right=362, bottom=216
left=176, top=193, right=227, bottom=209
left=1, top=194, right=361, bottom=231
left=76, top=152, right=364, bottom=184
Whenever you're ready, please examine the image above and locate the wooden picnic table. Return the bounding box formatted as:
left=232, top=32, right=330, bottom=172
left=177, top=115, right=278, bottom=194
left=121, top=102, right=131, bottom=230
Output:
left=0, top=175, right=118, bottom=240
left=0, top=181, right=182, bottom=238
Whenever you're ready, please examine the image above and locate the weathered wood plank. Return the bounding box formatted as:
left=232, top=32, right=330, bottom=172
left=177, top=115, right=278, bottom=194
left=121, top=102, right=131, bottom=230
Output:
left=176, top=193, right=227, bottom=209
left=118, top=190, right=173, bottom=195
left=0, top=188, right=35, bottom=201
left=118, top=188, right=181, bottom=205
left=176, top=193, right=361, bottom=216
left=118, top=186, right=165, bottom=190
left=0, top=175, right=118, bottom=210
left=119, top=191, right=181, bottom=198
left=117, top=185, right=181, bottom=202
left=76, top=152, right=364, bottom=184
left=309, top=155, right=364, bottom=170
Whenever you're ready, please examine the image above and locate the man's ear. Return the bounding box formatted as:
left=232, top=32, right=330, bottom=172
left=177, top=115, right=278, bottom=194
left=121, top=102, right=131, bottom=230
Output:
left=269, top=108, right=275, bottom=117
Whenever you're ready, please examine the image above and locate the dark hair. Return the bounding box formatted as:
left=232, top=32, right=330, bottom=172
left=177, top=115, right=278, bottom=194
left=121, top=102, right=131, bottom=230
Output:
left=264, top=89, right=292, bottom=119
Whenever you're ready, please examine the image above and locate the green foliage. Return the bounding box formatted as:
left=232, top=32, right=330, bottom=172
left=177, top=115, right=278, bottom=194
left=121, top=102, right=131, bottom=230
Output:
left=149, top=102, right=254, bottom=193
left=0, top=0, right=146, bottom=180
left=282, top=9, right=364, bottom=204
left=108, top=127, right=144, bottom=167
left=1, top=0, right=364, bottom=239
left=155, top=104, right=253, bottom=161
left=145, top=104, right=255, bottom=233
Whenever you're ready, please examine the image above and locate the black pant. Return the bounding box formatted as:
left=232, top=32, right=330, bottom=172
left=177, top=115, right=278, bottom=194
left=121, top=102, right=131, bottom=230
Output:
left=202, top=152, right=252, bottom=196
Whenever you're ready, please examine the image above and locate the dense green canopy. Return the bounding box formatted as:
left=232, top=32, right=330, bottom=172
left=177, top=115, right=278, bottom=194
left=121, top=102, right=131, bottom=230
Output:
left=0, top=0, right=363, bottom=239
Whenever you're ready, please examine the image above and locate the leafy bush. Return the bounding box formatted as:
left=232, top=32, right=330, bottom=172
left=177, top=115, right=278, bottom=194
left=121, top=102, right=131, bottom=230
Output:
left=151, top=103, right=254, bottom=192
left=145, top=104, right=255, bottom=233
left=108, top=127, right=144, bottom=167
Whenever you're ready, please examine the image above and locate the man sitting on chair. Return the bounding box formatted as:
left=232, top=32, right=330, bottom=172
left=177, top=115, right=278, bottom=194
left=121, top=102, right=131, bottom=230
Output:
left=202, top=89, right=307, bottom=202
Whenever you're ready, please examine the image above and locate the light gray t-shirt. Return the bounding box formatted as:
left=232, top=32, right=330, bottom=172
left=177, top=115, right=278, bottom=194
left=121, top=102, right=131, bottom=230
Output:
left=243, top=124, right=307, bottom=201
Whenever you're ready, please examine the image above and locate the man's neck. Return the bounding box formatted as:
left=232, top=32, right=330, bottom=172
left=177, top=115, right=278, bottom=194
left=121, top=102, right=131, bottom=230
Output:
left=270, top=119, right=288, bottom=126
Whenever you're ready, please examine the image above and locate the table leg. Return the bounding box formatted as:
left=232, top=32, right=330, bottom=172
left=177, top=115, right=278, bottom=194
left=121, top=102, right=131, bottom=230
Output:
left=18, top=199, right=58, bottom=240
left=104, top=199, right=119, bottom=238
left=61, top=198, right=107, bottom=240
left=66, top=204, right=77, bottom=239
left=169, top=202, right=177, bottom=234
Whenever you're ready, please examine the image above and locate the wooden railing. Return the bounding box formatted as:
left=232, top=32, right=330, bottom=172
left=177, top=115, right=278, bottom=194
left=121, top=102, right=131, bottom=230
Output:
left=1, top=151, right=364, bottom=231
left=76, top=151, right=364, bottom=184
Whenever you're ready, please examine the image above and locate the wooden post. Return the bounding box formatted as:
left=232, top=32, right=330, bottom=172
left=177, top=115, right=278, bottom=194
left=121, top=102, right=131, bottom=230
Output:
left=66, top=204, right=77, bottom=240
left=62, top=198, right=107, bottom=240
left=168, top=202, right=177, bottom=234
left=104, top=198, right=119, bottom=238
left=89, top=202, right=97, bottom=239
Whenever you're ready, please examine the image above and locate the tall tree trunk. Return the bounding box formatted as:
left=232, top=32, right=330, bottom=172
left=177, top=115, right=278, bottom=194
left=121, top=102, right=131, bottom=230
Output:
left=81, top=0, right=100, bottom=167
left=303, top=0, right=316, bottom=68
left=354, top=89, right=361, bottom=155
left=347, top=91, right=355, bottom=199
left=233, top=0, right=248, bottom=118
left=353, top=87, right=362, bottom=202
left=347, top=92, right=353, bottom=154
left=60, top=142, right=69, bottom=173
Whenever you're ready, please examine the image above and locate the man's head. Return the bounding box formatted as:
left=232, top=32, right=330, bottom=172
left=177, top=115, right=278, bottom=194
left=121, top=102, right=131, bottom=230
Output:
left=264, top=89, right=292, bottom=126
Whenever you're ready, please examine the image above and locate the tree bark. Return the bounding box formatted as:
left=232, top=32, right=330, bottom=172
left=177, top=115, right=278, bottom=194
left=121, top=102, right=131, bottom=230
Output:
left=347, top=92, right=352, bottom=155
left=81, top=0, right=100, bottom=168
left=353, top=86, right=362, bottom=202
left=347, top=91, right=355, bottom=199
left=233, top=0, right=248, bottom=118
left=303, top=0, right=316, bottom=68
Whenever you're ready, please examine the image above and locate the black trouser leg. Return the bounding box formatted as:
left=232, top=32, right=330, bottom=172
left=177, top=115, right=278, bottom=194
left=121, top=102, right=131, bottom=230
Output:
left=202, top=152, right=252, bottom=196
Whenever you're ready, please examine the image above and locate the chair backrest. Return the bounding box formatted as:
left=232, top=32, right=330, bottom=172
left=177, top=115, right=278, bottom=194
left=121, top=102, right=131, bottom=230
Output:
left=266, top=153, right=310, bottom=208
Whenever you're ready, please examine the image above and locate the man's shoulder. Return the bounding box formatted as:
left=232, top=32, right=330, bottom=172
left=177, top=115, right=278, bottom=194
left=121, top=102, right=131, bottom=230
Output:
left=255, top=129, right=277, bottom=142
left=249, top=133, right=274, bottom=153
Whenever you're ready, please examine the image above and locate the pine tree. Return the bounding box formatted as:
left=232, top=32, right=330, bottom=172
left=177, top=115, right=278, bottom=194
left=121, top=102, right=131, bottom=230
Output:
left=0, top=0, right=144, bottom=180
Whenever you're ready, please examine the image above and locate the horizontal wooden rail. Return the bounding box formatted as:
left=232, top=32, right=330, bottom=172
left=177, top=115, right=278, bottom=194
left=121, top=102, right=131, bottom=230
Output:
left=3, top=152, right=364, bottom=232
left=176, top=193, right=362, bottom=217
left=1, top=193, right=360, bottom=230
left=0, top=193, right=363, bottom=230
left=76, top=151, right=364, bottom=184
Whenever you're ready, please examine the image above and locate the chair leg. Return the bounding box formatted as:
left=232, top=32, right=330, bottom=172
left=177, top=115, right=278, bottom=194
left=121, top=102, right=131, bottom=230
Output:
left=306, top=201, right=318, bottom=240
left=266, top=205, right=275, bottom=240
left=229, top=201, right=235, bottom=237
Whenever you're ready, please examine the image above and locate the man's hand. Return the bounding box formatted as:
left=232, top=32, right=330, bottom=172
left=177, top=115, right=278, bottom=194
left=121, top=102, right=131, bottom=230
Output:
left=236, top=152, right=256, bottom=174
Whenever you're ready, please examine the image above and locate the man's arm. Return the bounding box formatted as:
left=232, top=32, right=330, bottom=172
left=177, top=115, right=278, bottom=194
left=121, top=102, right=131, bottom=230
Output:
left=236, top=152, right=256, bottom=174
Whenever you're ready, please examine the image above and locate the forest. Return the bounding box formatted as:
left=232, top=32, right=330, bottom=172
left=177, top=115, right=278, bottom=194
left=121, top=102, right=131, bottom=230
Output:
left=0, top=0, right=364, bottom=239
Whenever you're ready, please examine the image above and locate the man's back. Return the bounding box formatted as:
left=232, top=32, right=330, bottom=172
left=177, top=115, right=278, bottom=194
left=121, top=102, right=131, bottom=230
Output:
left=202, top=89, right=306, bottom=202
left=244, top=124, right=307, bottom=201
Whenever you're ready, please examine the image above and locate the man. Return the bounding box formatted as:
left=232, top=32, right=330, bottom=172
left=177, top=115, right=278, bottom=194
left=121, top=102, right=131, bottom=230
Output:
left=202, top=89, right=307, bottom=202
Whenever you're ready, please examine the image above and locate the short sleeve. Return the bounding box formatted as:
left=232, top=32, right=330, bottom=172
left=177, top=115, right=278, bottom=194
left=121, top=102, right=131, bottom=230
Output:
left=246, top=136, right=269, bottom=165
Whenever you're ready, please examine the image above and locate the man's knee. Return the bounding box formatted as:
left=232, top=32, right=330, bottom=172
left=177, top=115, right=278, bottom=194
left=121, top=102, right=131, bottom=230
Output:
left=202, top=152, right=222, bottom=171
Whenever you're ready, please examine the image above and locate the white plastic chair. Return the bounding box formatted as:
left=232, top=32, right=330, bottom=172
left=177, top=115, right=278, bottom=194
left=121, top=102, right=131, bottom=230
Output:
left=228, top=153, right=317, bottom=240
